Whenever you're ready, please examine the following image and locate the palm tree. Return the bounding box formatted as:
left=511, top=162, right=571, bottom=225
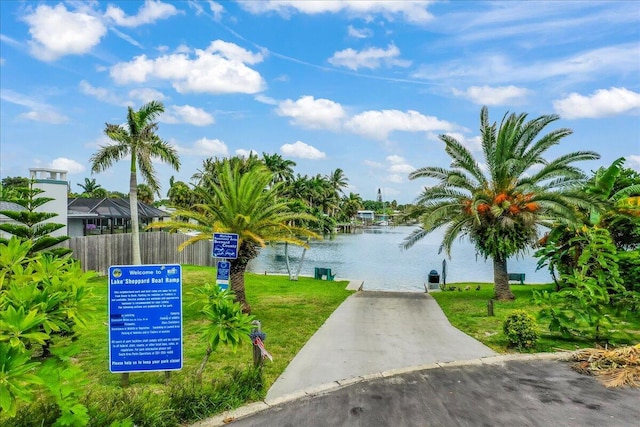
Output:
left=150, top=160, right=318, bottom=313
left=77, top=177, right=103, bottom=196
left=90, top=100, right=180, bottom=265
left=262, top=152, right=296, bottom=185
left=402, top=106, right=599, bottom=300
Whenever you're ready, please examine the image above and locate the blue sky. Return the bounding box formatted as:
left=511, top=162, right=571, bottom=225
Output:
left=1, top=0, right=639, bottom=204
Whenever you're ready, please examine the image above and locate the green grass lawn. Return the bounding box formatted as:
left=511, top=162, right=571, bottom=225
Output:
left=431, top=283, right=640, bottom=353
left=76, top=265, right=353, bottom=390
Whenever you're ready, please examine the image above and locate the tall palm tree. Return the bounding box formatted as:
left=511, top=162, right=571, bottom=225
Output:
left=402, top=106, right=599, bottom=300
left=151, top=160, right=318, bottom=313
left=262, top=152, right=296, bottom=185
left=90, top=100, right=180, bottom=265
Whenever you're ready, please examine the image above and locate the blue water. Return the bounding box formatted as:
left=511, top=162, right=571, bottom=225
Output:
left=247, top=226, right=552, bottom=292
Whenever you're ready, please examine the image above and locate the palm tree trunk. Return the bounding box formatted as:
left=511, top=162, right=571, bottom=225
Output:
left=493, top=255, right=515, bottom=300
left=129, top=168, right=142, bottom=265
left=230, top=257, right=251, bottom=314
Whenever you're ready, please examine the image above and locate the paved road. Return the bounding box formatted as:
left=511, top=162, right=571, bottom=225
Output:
left=222, top=358, right=640, bottom=427
left=266, top=291, right=496, bottom=400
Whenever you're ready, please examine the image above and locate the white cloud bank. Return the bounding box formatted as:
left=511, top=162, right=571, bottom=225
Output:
left=161, top=105, right=215, bottom=126
left=238, top=0, right=434, bottom=24
left=104, top=0, right=179, bottom=27
left=453, top=85, right=530, bottom=106
left=328, top=44, right=411, bottom=70
left=345, top=110, right=454, bottom=140
left=0, top=89, right=68, bottom=124
left=276, top=96, right=346, bottom=129
left=110, top=40, right=265, bottom=94
left=176, top=137, right=228, bottom=156
left=23, top=4, right=107, bottom=61
left=553, top=87, right=640, bottom=119
left=280, top=141, right=326, bottom=159
left=49, top=157, right=85, bottom=174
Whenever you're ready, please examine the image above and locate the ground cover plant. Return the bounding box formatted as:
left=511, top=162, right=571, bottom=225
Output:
left=2, top=264, right=352, bottom=426
left=431, top=284, right=640, bottom=353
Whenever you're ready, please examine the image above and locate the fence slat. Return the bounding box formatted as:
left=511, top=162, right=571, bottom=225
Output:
left=64, top=232, right=213, bottom=274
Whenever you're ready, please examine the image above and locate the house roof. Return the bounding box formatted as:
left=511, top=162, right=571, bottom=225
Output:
left=0, top=200, right=26, bottom=212
left=67, top=198, right=169, bottom=219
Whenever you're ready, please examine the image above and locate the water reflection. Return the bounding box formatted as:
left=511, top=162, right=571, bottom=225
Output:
left=247, top=226, right=551, bottom=292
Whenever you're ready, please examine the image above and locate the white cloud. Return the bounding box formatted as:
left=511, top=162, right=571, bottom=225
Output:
left=348, top=25, right=373, bottom=38
left=0, top=57, right=5, bottom=66
left=109, top=27, right=143, bottom=49
left=49, top=157, right=85, bottom=173
left=238, top=1, right=434, bottom=24
left=345, top=110, right=454, bottom=140
left=386, top=174, right=404, bottom=184
left=628, top=155, right=640, bottom=172
left=387, top=155, right=415, bottom=174
left=79, top=80, right=126, bottom=105
left=328, top=44, right=411, bottom=70
left=553, top=87, right=640, bottom=119
left=208, top=1, right=225, bottom=21
left=453, top=85, right=530, bottom=106
left=161, top=105, right=215, bottom=126
left=236, top=148, right=258, bottom=158
left=1, top=89, right=69, bottom=124
left=23, top=4, right=107, bottom=61
left=104, top=1, right=179, bottom=27
left=254, top=94, right=278, bottom=105
left=280, top=141, right=326, bottom=159
left=177, top=137, right=228, bottom=156
left=412, top=44, right=639, bottom=85
left=128, top=88, right=166, bottom=103
left=110, top=40, right=265, bottom=94
left=364, top=160, right=384, bottom=168
left=276, top=96, right=346, bottom=129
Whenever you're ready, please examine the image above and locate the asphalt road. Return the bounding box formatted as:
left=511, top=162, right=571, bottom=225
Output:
left=225, top=359, right=640, bottom=427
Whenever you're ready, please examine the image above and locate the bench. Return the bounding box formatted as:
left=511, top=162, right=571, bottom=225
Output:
left=314, top=267, right=336, bottom=281
left=508, top=273, right=525, bottom=285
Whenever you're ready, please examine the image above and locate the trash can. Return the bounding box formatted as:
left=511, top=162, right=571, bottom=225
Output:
left=428, top=270, right=440, bottom=284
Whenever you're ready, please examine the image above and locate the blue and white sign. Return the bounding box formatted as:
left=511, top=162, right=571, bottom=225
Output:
left=216, top=261, right=230, bottom=281
left=213, top=233, right=239, bottom=259
left=216, top=261, right=230, bottom=291
left=108, top=264, right=182, bottom=373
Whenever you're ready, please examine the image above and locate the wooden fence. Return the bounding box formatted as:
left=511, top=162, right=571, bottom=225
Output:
left=64, top=232, right=215, bottom=274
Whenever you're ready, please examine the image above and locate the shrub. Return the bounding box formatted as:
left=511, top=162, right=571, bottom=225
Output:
left=503, top=310, right=538, bottom=350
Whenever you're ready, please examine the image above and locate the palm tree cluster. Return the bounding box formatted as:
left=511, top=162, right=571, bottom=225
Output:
left=403, top=106, right=599, bottom=300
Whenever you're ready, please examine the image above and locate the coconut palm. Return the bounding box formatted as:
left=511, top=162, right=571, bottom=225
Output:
left=90, top=100, right=180, bottom=265
left=262, top=152, right=296, bottom=185
left=402, top=106, right=599, bottom=300
left=150, top=160, right=319, bottom=313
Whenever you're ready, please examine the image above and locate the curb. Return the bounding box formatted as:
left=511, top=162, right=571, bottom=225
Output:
left=189, top=352, right=568, bottom=427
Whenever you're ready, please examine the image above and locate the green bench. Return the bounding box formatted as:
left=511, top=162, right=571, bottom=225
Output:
left=314, top=267, right=336, bottom=281
left=508, top=273, right=525, bottom=285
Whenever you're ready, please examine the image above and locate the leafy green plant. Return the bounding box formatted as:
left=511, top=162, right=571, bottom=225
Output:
left=535, top=227, right=638, bottom=342
left=0, top=238, right=94, bottom=424
left=503, top=310, right=538, bottom=350
left=192, top=284, right=256, bottom=382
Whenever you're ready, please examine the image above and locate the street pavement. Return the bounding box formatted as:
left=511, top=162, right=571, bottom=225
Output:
left=191, top=291, right=640, bottom=426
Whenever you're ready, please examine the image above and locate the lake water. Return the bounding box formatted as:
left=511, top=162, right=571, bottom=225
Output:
left=247, top=226, right=552, bottom=292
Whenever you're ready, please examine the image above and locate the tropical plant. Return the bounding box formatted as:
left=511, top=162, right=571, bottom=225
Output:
left=402, top=106, right=599, bottom=300
left=0, top=180, right=71, bottom=256
left=261, top=152, right=296, bottom=186
left=0, top=238, right=94, bottom=423
left=149, top=160, right=319, bottom=312
left=90, top=100, right=180, bottom=265
left=136, top=184, right=154, bottom=205
left=534, top=227, right=637, bottom=343
left=191, top=284, right=255, bottom=382
left=76, top=178, right=103, bottom=197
